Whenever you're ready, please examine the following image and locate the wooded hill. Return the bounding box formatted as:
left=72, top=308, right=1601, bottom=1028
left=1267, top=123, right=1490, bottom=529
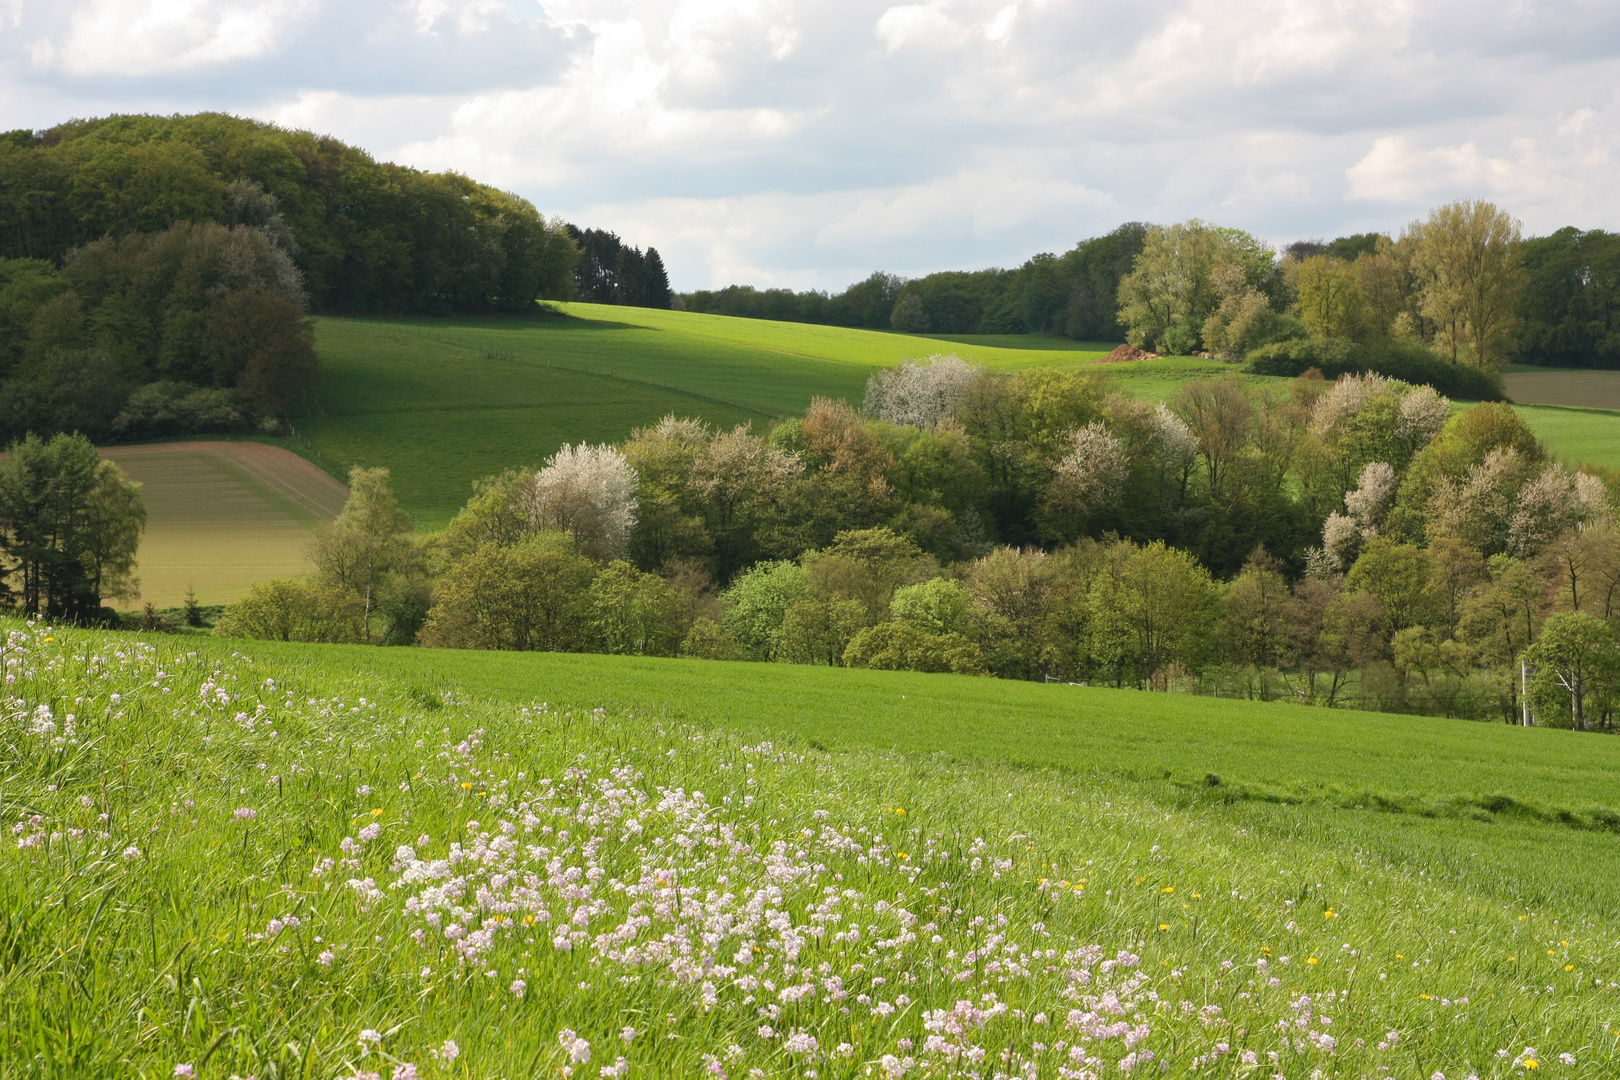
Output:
left=0, top=113, right=577, bottom=315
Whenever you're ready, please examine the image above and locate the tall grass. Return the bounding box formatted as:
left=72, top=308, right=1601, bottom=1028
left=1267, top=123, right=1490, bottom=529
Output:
left=4, top=623, right=1618, bottom=1076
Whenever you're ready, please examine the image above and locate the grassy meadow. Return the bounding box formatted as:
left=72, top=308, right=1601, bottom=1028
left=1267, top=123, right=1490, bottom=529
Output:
left=294, top=308, right=1112, bottom=526
left=289, top=307, right=1620, bottom=530
left=5, top=622, right=1619, bottom=1078
left=100, top=442, right=349, bottom=607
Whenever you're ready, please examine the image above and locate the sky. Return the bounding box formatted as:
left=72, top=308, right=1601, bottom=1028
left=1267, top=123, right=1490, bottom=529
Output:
left=3, top=0, right=1619, bottom=291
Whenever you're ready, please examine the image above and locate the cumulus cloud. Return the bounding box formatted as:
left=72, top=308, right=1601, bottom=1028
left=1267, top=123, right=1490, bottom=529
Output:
left=3, top=0, right=1620, bottom=288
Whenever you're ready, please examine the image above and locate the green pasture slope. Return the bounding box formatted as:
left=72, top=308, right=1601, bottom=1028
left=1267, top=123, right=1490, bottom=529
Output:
left=295, top=304, right=1620, bottom=525
left=235, top=639, right=1620, bottom=909
left=8, top=623, right=1620, bottom=1076
left=296, top=306, right=1111, bottom=525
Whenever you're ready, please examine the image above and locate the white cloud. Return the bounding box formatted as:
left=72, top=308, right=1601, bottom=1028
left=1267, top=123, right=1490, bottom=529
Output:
left=4, top=0, right=1620, bottom=287
left=30, top=0, right=316, bottom=75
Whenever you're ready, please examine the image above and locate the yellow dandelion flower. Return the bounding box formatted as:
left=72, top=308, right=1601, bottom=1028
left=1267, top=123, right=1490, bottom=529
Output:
left=1525, top=1058, right=1539, bottom=1070
left=460, top=782, right=473, bottom=790
left=1565, top=964, right=1575, bottom=971
left=1163, top=887, right=1174, bottom=894
left=1396, top=954, right=1404, bottom=960
left=1323, top=909, right=1337, bottom=918
left=1306, top=957, right=1318, bottom=965
left=1191, top=892, right=1201, bottom=899
left=371, top=808, right=383, bottom=816
left=1548, top=949, right=1556, bottom=956
left=1560, top=940, right=1569, bottom=946
left=523, top=915, right=536, bottom=926
left=1157, top=923, right=1169, bottom=931
left=894, top=808, right=906, bottom=816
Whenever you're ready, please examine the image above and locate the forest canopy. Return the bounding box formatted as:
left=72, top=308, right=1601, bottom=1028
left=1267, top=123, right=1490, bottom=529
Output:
left=0, top=113, right=578, bottom=315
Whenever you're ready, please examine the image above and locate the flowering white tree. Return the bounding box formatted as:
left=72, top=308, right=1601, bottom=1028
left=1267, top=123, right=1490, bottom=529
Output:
left=1052, top=422, right=1130, bottom=517
left=521, top=443, right=639, bottom=560
left=1343, top=461, right=1397, bottom=531
left=1508, top=464, right=1590, bottom=558
left=863, top=354, right=980, bottom=428
left=1395, top=385, right=1450, bottom=447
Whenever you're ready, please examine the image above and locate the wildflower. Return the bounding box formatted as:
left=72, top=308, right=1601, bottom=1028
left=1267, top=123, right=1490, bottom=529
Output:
left=511, top=979, right=527, bottom=998
left=432, top=1040, right=460, bottom=1063
left=358, top=823, right=381, bottom=843
left=122, top=845, right=141, bottom=860
left=174, top=1067, right=193, bottom=1078
left=600, top=1058, right=629, bottom=1079
left=620, top=1027, right=637, bottom=1044
left=783, top=1032, right=818, bottom=1054
left=234, top=808, right=256, bottom=820
left=318, top=950, right=335, bottom=966
left=1306, top=957, right=1318, bottom=965
left=1560, top=1054, right=1576, bottom=1065
left=559, top=1029, right=591, bottom=1064
left=393, top=1066, right=419, bottom=1080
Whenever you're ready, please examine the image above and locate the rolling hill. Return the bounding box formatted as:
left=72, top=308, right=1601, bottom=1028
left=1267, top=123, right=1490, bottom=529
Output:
left=289, top=306, right=1620, bottom=529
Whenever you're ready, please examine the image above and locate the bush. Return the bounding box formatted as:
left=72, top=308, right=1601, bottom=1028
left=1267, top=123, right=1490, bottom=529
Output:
left=213, top=579, right=366, bottom=643
left=112, top=381, right=245, bottom=439
left=681, top=617, right=747, bottom=660
left=1245, top=337, right=1505, bottom=400
left=843, top=621, right=987, bottom=675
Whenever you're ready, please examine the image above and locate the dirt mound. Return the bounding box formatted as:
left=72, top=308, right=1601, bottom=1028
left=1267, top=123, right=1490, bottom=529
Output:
left=1099, top=344, right=1161, bottom=363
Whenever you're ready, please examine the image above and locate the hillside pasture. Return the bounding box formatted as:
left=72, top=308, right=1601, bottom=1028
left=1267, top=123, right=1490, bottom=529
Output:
left=101, top=441, right=348, bottom=606
left=8, top=625, right=1620, bottom=1076
left=292, top=309, right=1620, bottom=529
left=299, top=309, right=1116, bottom=527
left=1511, top=403, right=1620, bottom=472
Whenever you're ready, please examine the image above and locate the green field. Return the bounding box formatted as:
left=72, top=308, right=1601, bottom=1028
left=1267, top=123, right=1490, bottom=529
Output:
left=295, top=307, right=1113, bottom=526
left=293, top=307, right=1620, bottom=528
left=6, top=625, right=1619, bottom=1076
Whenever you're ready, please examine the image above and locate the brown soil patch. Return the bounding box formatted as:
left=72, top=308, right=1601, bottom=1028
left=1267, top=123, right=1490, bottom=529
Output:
left=1099, top=344, right=1161, bottom=363
left=96, top=441, right=350, bottom=607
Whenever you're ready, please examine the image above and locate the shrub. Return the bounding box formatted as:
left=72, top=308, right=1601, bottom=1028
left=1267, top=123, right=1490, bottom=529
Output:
left=213, top=579, right=366, bottom=643
left=113, top=381, right=245, bottom=439
left=1245, top=337, right=1505, bottom=400
left=843, top=621, right=987, bottom=675
left=681, top=616, right=747, bottom=660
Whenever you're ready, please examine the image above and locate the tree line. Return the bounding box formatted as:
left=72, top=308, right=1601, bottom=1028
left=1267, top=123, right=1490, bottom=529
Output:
left=214, top=354, right=1620, bottom=730
left=680, top=224, right=1144, bottom=341
left=680, top=206, right=1620, bottom=369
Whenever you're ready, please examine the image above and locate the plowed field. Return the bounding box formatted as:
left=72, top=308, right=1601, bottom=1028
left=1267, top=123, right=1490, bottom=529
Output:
left=99, top=441, right=349, bottom=607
